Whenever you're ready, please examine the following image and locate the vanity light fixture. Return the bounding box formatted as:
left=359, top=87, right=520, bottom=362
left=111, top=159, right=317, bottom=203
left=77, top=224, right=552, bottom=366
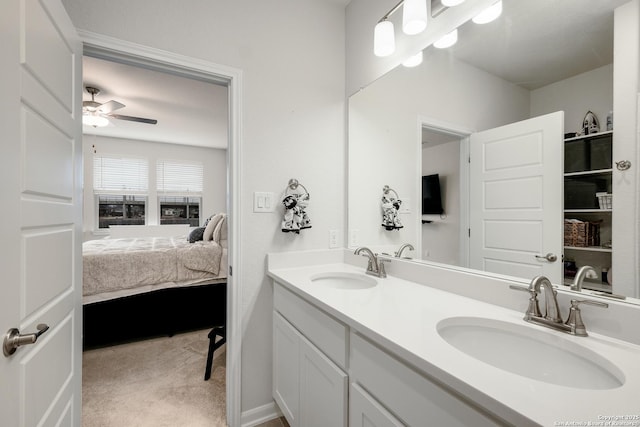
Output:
left=440, top=0, right=465, bottom=6
left=402, top=51, right=424, bottom=67
left=374, top=19, right=396, bottom=57
left=433, top=28, right=458, bottom=48
left=82, top=112, right=109, bottom=127
left=403, top=0, right=428, bottom=35
left=472, top=0, right=502, bottom=24
left=374, top=0, right=430, bottom=57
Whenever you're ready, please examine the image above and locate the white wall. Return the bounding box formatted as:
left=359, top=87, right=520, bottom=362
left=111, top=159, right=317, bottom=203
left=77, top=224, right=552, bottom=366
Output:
left=530, top=64, right=613, bottom=134
left=422, top=139, right=460, bottom=265
left=62, top=0, right=346, bottom=418
left=349, top=49, right=530, bottom=256
left=82, top=135, right=226, bottom=239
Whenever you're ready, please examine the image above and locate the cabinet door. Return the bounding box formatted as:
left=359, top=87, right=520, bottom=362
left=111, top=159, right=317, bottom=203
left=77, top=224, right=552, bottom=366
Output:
left=273, top=312, right=299, bottom=426
left=350, top=383, right=405, bottom=427
left=299, top=333, right=348, bottom=427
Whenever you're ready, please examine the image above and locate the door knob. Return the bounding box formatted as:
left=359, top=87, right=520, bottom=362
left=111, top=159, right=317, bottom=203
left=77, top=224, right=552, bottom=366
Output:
left=535, top=253, right=558, bottom=263
left=3, top=324, right=49, bottom=357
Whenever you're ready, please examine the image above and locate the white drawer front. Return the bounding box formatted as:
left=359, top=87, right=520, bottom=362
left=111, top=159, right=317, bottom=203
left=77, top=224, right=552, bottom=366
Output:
left=350, top=332, right=504, bottom=427
left=274, top=283, right=347, bottom=369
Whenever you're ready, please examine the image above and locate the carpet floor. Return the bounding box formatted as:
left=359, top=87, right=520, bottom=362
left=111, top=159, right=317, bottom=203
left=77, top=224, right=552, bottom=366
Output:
left=82, top=329, right=226, bottom=427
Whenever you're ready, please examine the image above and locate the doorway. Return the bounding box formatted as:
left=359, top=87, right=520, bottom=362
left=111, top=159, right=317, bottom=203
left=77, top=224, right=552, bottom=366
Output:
left=80, top=33, right=242, bottom=426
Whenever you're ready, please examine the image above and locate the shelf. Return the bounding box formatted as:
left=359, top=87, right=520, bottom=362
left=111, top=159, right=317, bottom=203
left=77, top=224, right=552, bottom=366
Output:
left=564, top=246, right=612, bottom=253
left=562, top=279, right=611, bottom=293
left=564, top=169, right=612, bottom=178
left=564, top=130, right=613, bottom=142
left=564, top=209, right=612, bottom=213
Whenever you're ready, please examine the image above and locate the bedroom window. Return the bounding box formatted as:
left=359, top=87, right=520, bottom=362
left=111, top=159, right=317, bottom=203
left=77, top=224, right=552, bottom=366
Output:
left=94, top=155, right=149, bottom=229
left=157, top=160, right=203, bottom=227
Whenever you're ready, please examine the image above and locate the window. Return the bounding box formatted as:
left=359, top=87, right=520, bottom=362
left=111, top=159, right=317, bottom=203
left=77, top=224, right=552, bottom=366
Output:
left=94, top=155, right=148, bottom=229
left=157, top=160, right=203, bottom=226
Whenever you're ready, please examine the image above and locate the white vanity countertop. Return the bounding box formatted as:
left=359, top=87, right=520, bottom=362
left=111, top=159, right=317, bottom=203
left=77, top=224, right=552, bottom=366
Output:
left=267, top=261, right=640, bottom=427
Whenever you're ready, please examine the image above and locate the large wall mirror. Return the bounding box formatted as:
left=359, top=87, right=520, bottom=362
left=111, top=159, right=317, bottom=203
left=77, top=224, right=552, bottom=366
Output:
left=348, top=0, right=639, bottom=303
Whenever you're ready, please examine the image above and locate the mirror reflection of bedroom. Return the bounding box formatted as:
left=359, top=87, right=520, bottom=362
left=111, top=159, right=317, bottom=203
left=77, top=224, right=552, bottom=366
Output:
left=80, top=55, right=230, bottom=426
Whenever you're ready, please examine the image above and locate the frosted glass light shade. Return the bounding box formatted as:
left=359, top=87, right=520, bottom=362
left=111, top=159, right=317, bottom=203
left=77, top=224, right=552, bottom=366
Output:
left=374, top=20, right=395, bottom=57
left=472, top=0, right=502, bottom=24
left=441, top=0, right=465, bottom=6
left=402, top=51, right=423, bottom=67
left=83, top=113, right=109, bottom=127
left=434, top=28, right=458, bottom=49
left=402, top=0, right=428, bottom=35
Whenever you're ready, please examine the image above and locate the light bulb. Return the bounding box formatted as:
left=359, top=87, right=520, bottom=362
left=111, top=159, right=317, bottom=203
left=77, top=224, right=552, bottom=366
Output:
left=441, top=0, right=465, bottom=6
left=434, top=28, right=458, bottom=49
left=403, top=0, right=428, bottom=35
left=374, top=20, right=395, bottom=57
left=83, top=113, right=109, bottom=127
left=472, top=0, right=502, bottom=24
left=402, top=51, right=423, bottom=68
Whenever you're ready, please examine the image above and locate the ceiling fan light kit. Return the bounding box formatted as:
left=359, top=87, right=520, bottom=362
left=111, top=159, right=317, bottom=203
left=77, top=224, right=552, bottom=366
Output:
left=82, top=86, right=158, bottom=127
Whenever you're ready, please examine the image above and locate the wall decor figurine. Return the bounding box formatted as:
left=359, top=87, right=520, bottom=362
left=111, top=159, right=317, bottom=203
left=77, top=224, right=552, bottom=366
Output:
left=281, top=178, right=311, bottom=234
left=381, top=185, right=403, bottom=231
left=582, top=110, right=600, bottom=135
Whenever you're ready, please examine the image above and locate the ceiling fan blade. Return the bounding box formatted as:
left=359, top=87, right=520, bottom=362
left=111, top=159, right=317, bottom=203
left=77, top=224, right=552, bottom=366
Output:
left=99, top=100, right=125, bottom=114
left=108, top=114, right=158, bottom=125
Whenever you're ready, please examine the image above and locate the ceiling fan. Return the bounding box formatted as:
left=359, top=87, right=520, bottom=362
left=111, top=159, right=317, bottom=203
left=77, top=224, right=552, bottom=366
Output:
left=82, top=86, right=158, bottom=127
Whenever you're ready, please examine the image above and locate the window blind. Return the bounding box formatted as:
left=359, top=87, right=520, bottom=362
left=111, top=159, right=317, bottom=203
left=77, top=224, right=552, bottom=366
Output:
left=156, top=160, right=204, bottom=194
left=93, top=155, right=148, bottom=193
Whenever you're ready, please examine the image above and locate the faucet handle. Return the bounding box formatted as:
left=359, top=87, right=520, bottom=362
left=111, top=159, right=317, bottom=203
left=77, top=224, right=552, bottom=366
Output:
left=565, top=299, right=608, bottom=336
left=377, top=257, right=391, bottom=278
left=509, top=285, right=542, bottom=319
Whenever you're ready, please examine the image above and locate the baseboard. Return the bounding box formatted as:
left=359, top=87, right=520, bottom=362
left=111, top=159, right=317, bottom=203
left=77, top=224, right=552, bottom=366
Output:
left=241, top=401, right=283, bottom=427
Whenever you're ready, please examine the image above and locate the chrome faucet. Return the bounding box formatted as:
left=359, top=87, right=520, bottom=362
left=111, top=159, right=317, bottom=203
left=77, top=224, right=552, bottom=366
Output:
left=572, top=265, right=598, bottom=291
left=510, top=275, right=608, bottom=336
left=354, top=247, right=389, bottom=278
left=394, top=243, right=414, bottom=258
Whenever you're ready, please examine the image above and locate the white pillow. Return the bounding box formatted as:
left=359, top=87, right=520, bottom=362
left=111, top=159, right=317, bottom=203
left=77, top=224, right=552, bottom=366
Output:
left=212, top=215, right=227, bottom=243
left=203, top=213, right=223, bottom=241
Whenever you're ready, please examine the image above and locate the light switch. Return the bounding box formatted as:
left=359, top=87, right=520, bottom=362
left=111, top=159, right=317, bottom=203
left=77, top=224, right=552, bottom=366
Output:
left=253, top=192, right=276, bottom=213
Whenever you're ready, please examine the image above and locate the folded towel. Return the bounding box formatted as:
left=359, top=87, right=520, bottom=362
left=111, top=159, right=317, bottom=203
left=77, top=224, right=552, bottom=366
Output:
left=282, top=193, right=311, bottom=234
left=381, top=193, right=403, bottom=231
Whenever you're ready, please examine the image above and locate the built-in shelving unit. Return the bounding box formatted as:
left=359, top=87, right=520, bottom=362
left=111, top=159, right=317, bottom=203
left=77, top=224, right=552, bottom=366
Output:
left=563, top=130, right=613, bottom=293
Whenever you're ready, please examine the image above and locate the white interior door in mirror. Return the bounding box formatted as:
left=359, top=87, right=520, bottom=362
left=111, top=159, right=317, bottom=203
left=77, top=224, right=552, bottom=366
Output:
left=469, top=112, right=564, bottom=284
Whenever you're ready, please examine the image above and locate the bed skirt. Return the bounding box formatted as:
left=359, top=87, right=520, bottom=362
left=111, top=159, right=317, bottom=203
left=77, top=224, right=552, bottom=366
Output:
left=83, top=281, right=227, bottom=349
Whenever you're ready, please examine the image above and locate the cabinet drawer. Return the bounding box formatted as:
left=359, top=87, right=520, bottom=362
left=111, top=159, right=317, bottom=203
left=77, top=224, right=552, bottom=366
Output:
left=350, top=332, right=504, bottom=427
left=274, top=282, right=347, bottom=369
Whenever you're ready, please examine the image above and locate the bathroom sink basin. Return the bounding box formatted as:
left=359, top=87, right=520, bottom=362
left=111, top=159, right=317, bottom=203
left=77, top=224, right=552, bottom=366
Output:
left=310, top=272, right=377, bottom=290
left=437, top=317, right=624, bottom=390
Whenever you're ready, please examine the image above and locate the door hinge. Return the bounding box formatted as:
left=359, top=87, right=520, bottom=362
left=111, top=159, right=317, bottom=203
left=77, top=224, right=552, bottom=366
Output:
left=468, top=228, right=471, bottom=237
left=229, top=265, right=233, bottom=276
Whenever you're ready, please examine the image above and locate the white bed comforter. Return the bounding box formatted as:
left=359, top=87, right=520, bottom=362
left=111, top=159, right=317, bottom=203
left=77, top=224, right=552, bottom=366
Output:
left=82, top=236, right=223, bottom=297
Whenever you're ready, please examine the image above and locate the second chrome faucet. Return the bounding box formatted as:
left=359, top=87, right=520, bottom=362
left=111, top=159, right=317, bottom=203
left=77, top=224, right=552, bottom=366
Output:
left=511, top=275, right=608, bottom=336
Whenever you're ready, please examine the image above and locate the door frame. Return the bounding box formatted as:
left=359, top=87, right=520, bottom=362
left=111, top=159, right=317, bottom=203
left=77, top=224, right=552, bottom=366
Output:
left=79, top=31, right=243, bottom=426
left=417, top=116, right=473, bottom=266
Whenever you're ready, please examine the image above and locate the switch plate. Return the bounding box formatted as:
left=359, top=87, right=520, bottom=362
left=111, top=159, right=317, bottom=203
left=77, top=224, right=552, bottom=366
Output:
left=350, top=229, right=359, bottom=247
left=329, top=229, right=339, bottom=248
left=253, top=192, right=276, bottom=213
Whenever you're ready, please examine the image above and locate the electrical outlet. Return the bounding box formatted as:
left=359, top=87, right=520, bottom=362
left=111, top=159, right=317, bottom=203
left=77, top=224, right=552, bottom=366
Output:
left=329, top=229, right=338, bottom=248
left=350, top=229, right=359, bottom=247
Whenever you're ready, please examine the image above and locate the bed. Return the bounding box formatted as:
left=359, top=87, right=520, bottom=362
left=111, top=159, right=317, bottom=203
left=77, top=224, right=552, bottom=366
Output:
left=82, top=214, right=228, bottom=348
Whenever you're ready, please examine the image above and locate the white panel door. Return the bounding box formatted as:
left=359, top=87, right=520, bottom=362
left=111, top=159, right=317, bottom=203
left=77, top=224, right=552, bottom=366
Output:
left=0, top=1, right=82, bottom=426
left=469, top=112, right=563, bottom=284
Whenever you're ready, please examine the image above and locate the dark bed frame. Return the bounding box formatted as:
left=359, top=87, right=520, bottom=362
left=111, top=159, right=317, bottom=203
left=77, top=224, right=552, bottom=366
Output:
left=82, top=281, right=227, bottom=350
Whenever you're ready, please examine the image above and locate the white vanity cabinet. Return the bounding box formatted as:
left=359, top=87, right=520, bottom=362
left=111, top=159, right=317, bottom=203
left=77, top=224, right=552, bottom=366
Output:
left=349, top=382, right=404, bottom=427
left=350, top=332, right=503, bottom=427
left=273, top=284, right=348, bottom=427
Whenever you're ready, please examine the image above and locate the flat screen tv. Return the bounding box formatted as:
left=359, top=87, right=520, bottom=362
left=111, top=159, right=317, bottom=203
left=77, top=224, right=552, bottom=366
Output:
left=422, top=174, right=444, bottom=215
